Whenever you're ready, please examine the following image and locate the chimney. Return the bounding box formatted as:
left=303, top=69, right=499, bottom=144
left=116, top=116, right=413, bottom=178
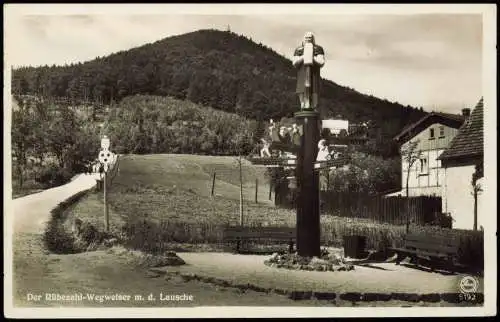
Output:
left=462, top=108, right=471, bottom=118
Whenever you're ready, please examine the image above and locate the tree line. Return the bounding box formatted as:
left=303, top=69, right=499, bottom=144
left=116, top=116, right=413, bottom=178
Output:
left=103, top=95, right=257, bottom=156
left=11, top=95, right=101, bottom=191
left=11, top=93, right=261, bottom=195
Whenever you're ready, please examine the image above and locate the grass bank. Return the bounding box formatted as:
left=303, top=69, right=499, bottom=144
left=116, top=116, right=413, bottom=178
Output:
left=43, top=188, right=94, bottom=254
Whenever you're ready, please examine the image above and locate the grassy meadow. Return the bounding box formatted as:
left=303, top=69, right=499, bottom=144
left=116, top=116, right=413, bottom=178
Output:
left=108, top=154, right=285, bottom=225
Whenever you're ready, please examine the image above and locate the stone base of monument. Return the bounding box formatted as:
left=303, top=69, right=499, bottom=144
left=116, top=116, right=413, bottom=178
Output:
left=264, top=249, right=355, bottom=272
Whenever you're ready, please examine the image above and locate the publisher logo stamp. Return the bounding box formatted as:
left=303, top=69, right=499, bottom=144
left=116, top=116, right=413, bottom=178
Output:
left=459, top=276, right=479, bottom=293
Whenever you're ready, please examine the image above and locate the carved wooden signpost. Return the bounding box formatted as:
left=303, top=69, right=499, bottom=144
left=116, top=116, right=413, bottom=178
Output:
left=247, top=32, right=368, bottom=257
left=245, top=33, right=324, bottom=257
left=98, top=135, right=115, bottom=232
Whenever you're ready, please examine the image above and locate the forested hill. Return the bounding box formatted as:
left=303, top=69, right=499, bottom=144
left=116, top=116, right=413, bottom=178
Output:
left=12, top=28, right=426, bottom=141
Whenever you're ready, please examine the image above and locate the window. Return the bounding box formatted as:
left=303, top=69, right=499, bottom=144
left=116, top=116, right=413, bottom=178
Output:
left=420, top=158, right=428, bottom=174
left=429, top=128, right=435, bottom=139
left=439, top=126, right=445, bottom=138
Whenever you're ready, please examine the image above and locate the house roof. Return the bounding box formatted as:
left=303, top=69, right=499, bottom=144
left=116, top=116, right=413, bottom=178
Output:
left=394, top=111, right=465, bottom=142
left=438, top=98, right=484, bottom=161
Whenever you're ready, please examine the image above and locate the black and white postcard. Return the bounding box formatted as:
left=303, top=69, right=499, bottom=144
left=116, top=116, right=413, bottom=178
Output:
left=3, top=3, right=497, bottom=318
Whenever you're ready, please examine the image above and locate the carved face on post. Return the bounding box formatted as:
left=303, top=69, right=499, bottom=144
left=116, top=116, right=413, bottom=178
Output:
left=269, top=119, right=275, bottom=131
left=318, top=139, right=327, bottom=150
left=279, top=126, right=288, bottom=137
left=304, top=32, right=314, bottom=44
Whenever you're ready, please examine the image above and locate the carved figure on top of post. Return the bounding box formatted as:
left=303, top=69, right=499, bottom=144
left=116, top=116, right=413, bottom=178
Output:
left=260, top=138, right=271, bottom=158
left=269, top=119, right=281, bottom=142
left=292, top=32, right=325, bottom=111
left=316, top=139, right=331, bottom=162
left=259, top=119, right=281, bottom=158
left=278, top=126, right=292, bottom=145
left=290, top=123, right=303, bottom=146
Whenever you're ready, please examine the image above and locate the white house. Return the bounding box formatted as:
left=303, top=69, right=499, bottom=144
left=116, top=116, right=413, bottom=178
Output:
left=388, top=111, right=466, bottom=197
left=322, top=119, right=349, bottom=135
left=438, top=98, right=484, bottom=230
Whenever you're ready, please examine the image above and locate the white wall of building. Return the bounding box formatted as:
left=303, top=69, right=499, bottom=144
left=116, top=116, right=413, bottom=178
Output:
left=399, top=122, right=459, bottom=197
left=477, top=177, right=484, bottom=230
left=443, top=165, right=483, bottom=230
left=322, top=119, right=349, bottom=135
left=401, top=147, right=447, bottom=197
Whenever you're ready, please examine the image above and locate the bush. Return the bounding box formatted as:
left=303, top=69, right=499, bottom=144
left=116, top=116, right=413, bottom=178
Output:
left=79, top=222, right=101, bottom=245
left=121, top=219, right=223, bottom=253
left=427, top=212, right=453, bottom=228
left=43, top=219, right=77, bottom=254
left=319, top=218, right=406, bottom=250
left=35, top=164, right=73, bottom=188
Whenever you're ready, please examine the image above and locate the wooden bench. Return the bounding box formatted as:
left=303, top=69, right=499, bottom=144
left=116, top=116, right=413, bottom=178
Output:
left=388, top=233, right=461, bottom=273
left=222, top=226, right=296, bottom=254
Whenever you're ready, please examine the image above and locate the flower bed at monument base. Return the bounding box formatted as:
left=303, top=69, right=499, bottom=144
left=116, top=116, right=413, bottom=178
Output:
left=264, top=250, right=355, bottom=272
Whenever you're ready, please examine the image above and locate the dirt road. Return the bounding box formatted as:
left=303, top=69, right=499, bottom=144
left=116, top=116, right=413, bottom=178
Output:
left=12, top=174, right=100, bottom=234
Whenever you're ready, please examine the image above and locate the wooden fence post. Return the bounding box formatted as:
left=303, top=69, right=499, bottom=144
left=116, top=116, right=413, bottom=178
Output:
left=238, top=156, right=243, bottom=226
left=397, top=195, right=405, bottom=224
left=255, top=178, right=258, bottom=203
left=211, top=171, right=216, bottom=197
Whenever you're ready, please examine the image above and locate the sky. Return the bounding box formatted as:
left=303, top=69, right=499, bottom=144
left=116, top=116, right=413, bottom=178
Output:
left=5, top=4, right=491, bottom=114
